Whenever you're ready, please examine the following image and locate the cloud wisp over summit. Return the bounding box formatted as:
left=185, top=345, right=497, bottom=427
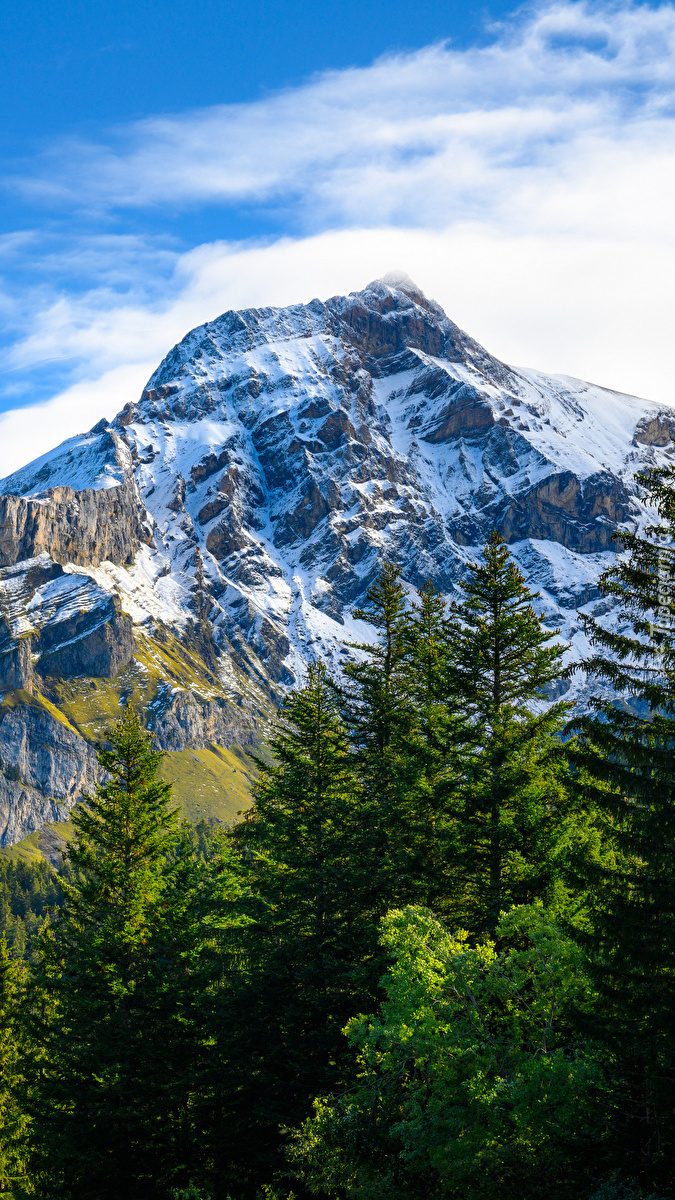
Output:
left=1, top=0, right=675, bottom=474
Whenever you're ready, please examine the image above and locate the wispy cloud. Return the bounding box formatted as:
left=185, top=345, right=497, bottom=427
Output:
left=1, top=1, right=675, bottom=474
left=16, top=0, right=675, bottom=235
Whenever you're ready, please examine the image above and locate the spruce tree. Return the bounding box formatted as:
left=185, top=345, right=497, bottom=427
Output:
left=226, top=662, right=372, bottom=1194
left=147, top=823, right=247, bottom=1200
left=0, top=937, right=31, bottom=1195
left=343, top=562, right=410, bottom=761
left=340, top=564, right=418, bottom=905
left=572, top=464, right=675, bottom=1183
left=26, top=706, right=182, bottom=1200
left=445, top=531, right=573, bottom=933
left=0, top=858, right=63, bottom=960
left=399, top=579, right=470, bottom=911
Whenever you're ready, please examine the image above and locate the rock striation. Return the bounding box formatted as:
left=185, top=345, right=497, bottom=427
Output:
left=0, top=430, right=149, bottom=570
left=0, top=700, right=102, bottom=846
left=149, top=688, right=263, bottom=753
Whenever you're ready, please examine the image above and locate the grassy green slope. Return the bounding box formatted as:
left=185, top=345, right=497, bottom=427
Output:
left=1, top=818, right=77, bottom=866
left=1, top=743, right=257, bottom=865
left=159, top=743, right=256, bottom=825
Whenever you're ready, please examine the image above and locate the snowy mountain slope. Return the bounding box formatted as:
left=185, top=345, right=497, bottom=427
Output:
left=0, top=272, right=673, bottom=846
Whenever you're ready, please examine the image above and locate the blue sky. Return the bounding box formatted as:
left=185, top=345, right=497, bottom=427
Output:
left=0, top=0, right=522, bottom=150
left=1, top=0, right=674, bottom=474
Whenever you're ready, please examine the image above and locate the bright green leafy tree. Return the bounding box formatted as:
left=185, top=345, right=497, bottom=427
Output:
left=293, top=904, right=603, bottom=1200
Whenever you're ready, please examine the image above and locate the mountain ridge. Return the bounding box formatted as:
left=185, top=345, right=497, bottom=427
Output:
left=0, top=275, right=672, bottom=849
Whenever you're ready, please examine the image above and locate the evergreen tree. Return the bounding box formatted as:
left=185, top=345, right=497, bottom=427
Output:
left=0, top=858, right=63, bottom=960
left=406, top=579, right=452, bottom=723
left=344, top=562, right=410, bottom=761
left=399, top=579, right=470, bottom=912
left=572, top=464, right=675, bottom=1184
left=26, top=706, right=186, bottom=1200
left=148, top=823, right=247, bottom=1200
left=0, top=937, right=31, bottom=1195
left=445, top=531, right=573, bottom=933
left=340, top=564, right=418, bottom=905
left=226, top=663, right=371, bottom=1192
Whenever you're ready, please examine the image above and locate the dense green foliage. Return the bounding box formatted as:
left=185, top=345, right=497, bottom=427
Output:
left=0, top=859, right=63, bottom=959
left=1, top=510, right=675, bottom=1198
left=443, top=531, right=579, bottom=931
left=22, top=708, right=245, bottom=1199
left=0, top=938, right=30, bottom=1195
left=214, top=663, right=375, bottom=1193
left=25, top=705, right=182, bottom=1197
left=294, top=903, right=602, bottom=1199
left=570, top=464, right=675, bottom=1184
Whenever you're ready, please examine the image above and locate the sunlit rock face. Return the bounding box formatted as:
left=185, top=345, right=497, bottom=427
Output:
left=0, top=701, right=103, bottom=847
left=0, top=274, right=673, bottom=845
left=0, top=429, right=149, bottom=569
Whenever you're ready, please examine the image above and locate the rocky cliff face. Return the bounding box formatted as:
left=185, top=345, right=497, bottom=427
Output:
left=0, top=430, right=149, bottom=570
left=98, top=274, right=668, bottom=670
left=0, top=273, right=673, bottom=847
left=0, top=555, right=137, bottom=694
left=0, top=699, right=102, bottom=846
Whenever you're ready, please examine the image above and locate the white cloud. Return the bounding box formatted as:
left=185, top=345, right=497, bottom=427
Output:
left=17, top=0, right=675, bottom=238
left=0, top=363, right=155, bottom=481
left=1, top=0, right=675, bottom=474
left=2, top=219, right=674, bottom=478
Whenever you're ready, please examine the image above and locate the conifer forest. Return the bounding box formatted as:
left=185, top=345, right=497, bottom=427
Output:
left=3, top=465, right=675, bottom=1200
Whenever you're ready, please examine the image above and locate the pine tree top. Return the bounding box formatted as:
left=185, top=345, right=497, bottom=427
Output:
left=579, top=465, right=675, bottom=714
left=68, top=705, right=178, bottom=871
left=449, top=531, right=567, bottom=719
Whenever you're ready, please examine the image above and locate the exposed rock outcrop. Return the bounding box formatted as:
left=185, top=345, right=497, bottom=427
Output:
left=421, top=383, right=496, bottom=442
left=150, top=689, right=262, bottom=753
left=0, top=700, right=102, bottom=846
left=0, top=427, right=151, bottom=570
left=0, top=628, right=32, bottom=693
left=452, top=470, right=632, bottom=552
left=0, top=476, right=146, bottom=569
left=38, top=605, right=134, bottom=679
left=0, top=556, right=137, bottom=684
left=634, top=411, right=675, bottom=447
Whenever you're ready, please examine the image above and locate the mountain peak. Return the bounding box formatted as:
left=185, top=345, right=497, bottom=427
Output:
left=0, top=275, right=668, bottom=851
left=356, top=272, right=446, bottom=320
left=374, top=270, right=425, bottom=297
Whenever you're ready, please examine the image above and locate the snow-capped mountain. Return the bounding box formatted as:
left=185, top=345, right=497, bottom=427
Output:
left=0, top=273, right=672, bottom=848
